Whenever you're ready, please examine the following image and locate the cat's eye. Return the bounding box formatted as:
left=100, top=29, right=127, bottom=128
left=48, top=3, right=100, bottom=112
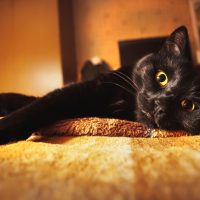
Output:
left=155, top=71, right=168, bottom=87
left=180, top=99, right=196, bottom=112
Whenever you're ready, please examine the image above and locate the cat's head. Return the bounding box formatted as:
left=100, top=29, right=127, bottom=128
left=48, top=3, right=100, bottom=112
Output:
left=134, top=26, right=200, bottom=134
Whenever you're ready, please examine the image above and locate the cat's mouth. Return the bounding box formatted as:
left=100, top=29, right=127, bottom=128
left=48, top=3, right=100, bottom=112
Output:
left=137, top=94, right=173, bottom=130
left=141, top=107, right=177, bottom=131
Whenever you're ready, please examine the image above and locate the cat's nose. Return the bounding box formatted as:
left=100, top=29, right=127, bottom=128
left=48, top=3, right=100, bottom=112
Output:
left=154, top=100, right=166, bottom=115
left=154, top=93, right=174, bottom=108
left=154, top=99, right=160, bottom=107
left=154, top=101, right=167, bottom=128
left=154, top=99, right=164, bottom=109
left=155, top=106, right=165, bottom=116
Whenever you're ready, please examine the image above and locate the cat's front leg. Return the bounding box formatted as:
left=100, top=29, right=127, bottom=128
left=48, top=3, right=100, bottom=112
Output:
left=0, top=75, right=118, bottom=144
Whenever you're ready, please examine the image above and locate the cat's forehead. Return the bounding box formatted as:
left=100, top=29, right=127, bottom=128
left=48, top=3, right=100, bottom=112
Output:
left=136, top=54, right=153, bottom=65
left=153, top=52, right=186, bottom=68
left=138, top=52, right=186, bottom=69
left=142, top=52, right=199, bottom=89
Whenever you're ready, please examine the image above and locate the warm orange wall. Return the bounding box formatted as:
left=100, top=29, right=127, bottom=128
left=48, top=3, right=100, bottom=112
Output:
left=0, top=0, right=62, bottom=96
left=0, top=0, right=194, bottom=90
left=73, top=0, right=194, bottom=76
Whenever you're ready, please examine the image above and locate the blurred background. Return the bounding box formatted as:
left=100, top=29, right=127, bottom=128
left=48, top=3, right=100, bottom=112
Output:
left=0, top=0, right=199, bottom=96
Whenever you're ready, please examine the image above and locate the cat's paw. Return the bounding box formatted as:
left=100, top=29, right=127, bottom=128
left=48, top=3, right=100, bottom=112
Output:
left=0, top=134, right=14, bottom=145
left=0, top=130, right=29, bottom=145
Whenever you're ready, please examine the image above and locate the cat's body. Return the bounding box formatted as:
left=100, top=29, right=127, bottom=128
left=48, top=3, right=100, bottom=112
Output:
left=0, top=26, right=199, bottom=144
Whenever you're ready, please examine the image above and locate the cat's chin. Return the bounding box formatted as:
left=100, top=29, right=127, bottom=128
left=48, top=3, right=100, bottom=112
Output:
left=143, top=118, right=179, bottom=131
left=137, top=109, right=179, bottom=131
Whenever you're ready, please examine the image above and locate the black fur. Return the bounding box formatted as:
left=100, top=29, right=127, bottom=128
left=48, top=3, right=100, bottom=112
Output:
left=0, top=26, right=200, bottom=144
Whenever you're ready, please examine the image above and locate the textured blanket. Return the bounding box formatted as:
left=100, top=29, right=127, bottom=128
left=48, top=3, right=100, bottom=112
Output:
left=32, top=117, right=190, bottom=139
left=0, top=118, right=199, bottom=200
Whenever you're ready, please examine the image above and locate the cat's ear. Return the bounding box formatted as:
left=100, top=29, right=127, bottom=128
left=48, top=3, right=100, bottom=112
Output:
left=162, top=26, right=189, bottom=57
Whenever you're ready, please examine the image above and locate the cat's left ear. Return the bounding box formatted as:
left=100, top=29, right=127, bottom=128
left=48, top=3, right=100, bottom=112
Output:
left=162, top=26, right=189, bottom=57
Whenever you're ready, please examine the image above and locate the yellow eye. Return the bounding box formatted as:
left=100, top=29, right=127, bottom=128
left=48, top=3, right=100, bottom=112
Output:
left=156, top=71, right=168, bottom=87
left=181, top=99, right=196, bottom=112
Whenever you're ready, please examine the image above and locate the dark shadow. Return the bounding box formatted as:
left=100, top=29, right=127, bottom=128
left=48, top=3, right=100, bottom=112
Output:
left=57, top=0, right=77, bottom=84
left=119, top=36, right=193, bottom=67
left=29, top=135, right=75, bottom=145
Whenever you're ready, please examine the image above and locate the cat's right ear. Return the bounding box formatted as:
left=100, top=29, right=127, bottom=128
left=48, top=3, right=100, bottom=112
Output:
left=162, top=26, right=189, bottom=57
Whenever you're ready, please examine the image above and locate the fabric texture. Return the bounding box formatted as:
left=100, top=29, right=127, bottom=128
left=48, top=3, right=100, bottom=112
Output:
left=0, top=118, right=199, bottom=200
left=34, top=117, right=190, bottom=139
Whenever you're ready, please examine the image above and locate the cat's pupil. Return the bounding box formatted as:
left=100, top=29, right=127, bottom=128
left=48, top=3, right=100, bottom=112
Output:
left=155, top=71, right=168, bottom=87
left=157, top=74, right=166, bottom=82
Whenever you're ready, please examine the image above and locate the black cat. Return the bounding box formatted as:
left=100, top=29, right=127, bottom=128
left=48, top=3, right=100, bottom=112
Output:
left=0, top=26, right=199, bottom=144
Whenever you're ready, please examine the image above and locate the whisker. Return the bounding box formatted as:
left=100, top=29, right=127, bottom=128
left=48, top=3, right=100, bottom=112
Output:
left=111, top=71, right=137, bottom=91
left=103, top=81, right=135, bottom=96
left=114, top=71, right=139, bottom=91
